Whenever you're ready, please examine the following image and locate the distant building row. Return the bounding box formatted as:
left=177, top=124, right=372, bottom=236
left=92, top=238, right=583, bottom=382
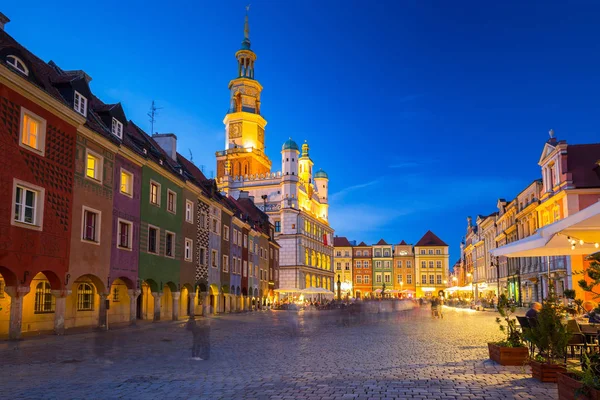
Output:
left=454, top=131, right=600, bottom=304
left=333, top=231, right=450, bottom=299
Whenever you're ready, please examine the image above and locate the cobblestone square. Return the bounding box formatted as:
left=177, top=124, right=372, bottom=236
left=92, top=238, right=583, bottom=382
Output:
left=0, top=306, right=557, bottom=399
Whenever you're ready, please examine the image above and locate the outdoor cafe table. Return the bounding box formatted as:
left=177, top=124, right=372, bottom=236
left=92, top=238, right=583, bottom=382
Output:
left=577, top=320, right=600, bottom=344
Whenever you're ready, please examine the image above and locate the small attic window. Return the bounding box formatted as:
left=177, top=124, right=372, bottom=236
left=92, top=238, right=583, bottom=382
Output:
left=6, top=55, right=28, bottom=76
left=74, top=91, right=88, bottom=117
left=111, top=118, right=123, bottom=139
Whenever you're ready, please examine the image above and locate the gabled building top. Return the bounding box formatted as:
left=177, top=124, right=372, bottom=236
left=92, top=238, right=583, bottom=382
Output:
left=333, top=236, right=353, bottom=247
left=374, top=239, right=389, bottom=246
left=415, top=230, right=448, bottom=247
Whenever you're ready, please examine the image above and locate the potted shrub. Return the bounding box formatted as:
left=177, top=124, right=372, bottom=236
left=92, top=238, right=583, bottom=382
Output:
left=557, top=353, right=600, bottom=400
left=488, top=294, right=528, bottom=366
left=526, top=286, right=571, bottom=383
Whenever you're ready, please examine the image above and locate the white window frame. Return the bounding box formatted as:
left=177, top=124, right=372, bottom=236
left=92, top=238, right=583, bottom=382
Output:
left=243, top=260, right=248, bottom=277
left=356, top=275, right=362, bottom=284
left=74, top=90, right=88, bottom=117
left=19, top=107, right=46, bottom=156
left=166, top=189, right=177, bottom=214
left=223, top=255, right=229, bottom=273
left=111, top=118, right=123, bottom=139
left=223, top=225, right=229, bottom=241
left=243, top=234, right=248, bottom=248
left=165, top=230, right=176, bottom=258
left=120, top=168, right=134, bottom=197
left=11, top=179, right=45, bottom=231
left=147, top=224, right=160, bottom=254
left=81, top=205, right=101, bottom=245
left=384, top=273, right=391, bottom=283
left=364, top=275, right=369, bottom=284
left=211, top=250, right=218, bottom=268
left=436, top=261, right=442, bottom=269
left=117, top=218, right=133, bottom=250
left=149, top=180, right=161, bottom=206
left=185, top=200, right=194, bottom=223
left=407, top=274, right=412, bottom=284
left=6, top=55, right=29, bottom=75
left=184, top=238, right=193, bottom=262
left=375, top=273, right=382, bottom=283
left=85, top=148, right=103, bottom=183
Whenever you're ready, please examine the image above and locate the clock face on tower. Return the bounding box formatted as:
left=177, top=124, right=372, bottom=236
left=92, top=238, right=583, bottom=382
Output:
left=398, top=250, right=408, bottom=256
left=230, top=122, right=242, bottom=139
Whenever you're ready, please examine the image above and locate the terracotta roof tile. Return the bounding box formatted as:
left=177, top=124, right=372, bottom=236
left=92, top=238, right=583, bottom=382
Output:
left=333, top=237, right=352, bottom=247
left=415, top=230, right=448, bottom=247
left=374, top=239, right=388, bottom=246
left=567, top=143, right=600, bottom=188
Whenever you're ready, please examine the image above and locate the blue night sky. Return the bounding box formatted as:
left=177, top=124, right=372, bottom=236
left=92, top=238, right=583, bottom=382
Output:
left=5, top=1, right=600, bottom=263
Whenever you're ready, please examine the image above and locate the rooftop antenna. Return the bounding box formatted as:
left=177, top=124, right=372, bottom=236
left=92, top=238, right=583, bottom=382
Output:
left=188, top=149, right=194, bottom=164
left=148, top=100, right=163, bottom=134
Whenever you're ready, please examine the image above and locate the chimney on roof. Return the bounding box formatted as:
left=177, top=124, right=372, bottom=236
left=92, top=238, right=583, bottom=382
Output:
left=152, top=133, right=177, bottom=161
left=0, top=12, right=10, bottom=31
left=239, top=191, right=249, bottom=199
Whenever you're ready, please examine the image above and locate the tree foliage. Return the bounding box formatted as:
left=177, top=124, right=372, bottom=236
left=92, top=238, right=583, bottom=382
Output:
left=495, top=294, right=523, bottom=347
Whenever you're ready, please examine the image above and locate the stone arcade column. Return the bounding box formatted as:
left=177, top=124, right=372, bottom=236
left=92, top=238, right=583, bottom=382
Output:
left=188, top=292, right=197, bottom=317
left=51, top=290, right=71, bottom=335
left=172, top=291, right=180, bottom=321
left=98, top=293, right=108, bottom=329
left=201, top=292, right=210, bottom=317
left=152, top=292, right=162, bottom=321
left=127, top=290, right=141, bottom=325
left=5, top=285, right=30, bottom=340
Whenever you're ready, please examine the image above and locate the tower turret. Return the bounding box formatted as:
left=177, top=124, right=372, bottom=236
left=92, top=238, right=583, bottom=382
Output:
left=281, top=138, right=299, bottom=209
left=298, top=141, right=314, bottom=184
left=314, top=169, right=329, bottom=203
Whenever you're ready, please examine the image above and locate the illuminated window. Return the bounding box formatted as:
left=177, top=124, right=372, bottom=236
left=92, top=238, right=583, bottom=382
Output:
left=436, top=275, right=442, bottom=285
left=112, top=287, right=120, bottom=302
left=20, top=109, right=45, bottom=153
left=117, top=219, right=132, bottom=249
left=397, top=274, right=403, bottom=284
left=6, top=55, right=29, bottom=75
left=345, top=262, right=350, bottom=271
left=384, top=273, right=391, bottom=283
left=185, top=238, right=193, bottom=262
left=356, top=275, right=362, bottom=284
left=77, top=283, right=94, bottom=311
left=376, top=273, right=382, bottom=283
left=407, top=274, right=412, bottom=284
left=111, top=118, right=123, bottom=139
left=167, top=190, right=176, bottom=213
left=150, top=181, right=160, bottom=205
left=165, top=231, right=175, bottom=258
left=120, top=170, right=133, bottom=196
left=421, top=275, right=426, bottom=284
left=421, top=261, right=426, bottom=269
left=429, top=275, right=435, bottom=284
left=82, top=207, right=100, bottom=243
left=436, top=261, right=442, bottom=269
left=356, top=261, right=362, bottom=268
left=86, top=151, right=102, bottom=181
left=336, top=262, right=341, bottom=270
left=429, top=261, right=434, bottom=269
left=407, top=261, right=412, bottom=268
left=364, top=275, right=369, bottom=284
left=34, top=282, right=54, bottom=313
left=74, top=91, right=88, bottom=116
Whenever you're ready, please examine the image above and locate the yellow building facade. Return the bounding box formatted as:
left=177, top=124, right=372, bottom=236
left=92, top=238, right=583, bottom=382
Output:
left=414, top=231, right=450, bottom=298
left=393, top=241, right=415, bottom=296
left=333, top=237, right=354, bottom=299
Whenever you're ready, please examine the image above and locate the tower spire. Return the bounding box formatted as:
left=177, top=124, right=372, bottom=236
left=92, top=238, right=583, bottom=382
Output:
left=242, top=4, right=251, bottom=50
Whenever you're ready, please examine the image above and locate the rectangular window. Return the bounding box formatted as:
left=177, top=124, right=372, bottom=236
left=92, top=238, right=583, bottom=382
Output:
left=384, top=273, right=391, bottom=283
left=14, top=185, right=38, bottom=225
left=356, top=275, right=362, bottom=283
left=420, top=249, right=425, bottom=255
left=111, top=118, right=123, bottom=138
left=167, top=190, right=176, bottom=213
left=117, top=219, right=132, bottom=249
left=364, top=275, right=369, bottom=284
left=345, top=262, right=350, bottom=271
left=120, top=169, right=133, bottom=196
left=254, top=265, right=258, bottom=278
left=397, top=274, right=403, bottom=284
left=185, top=200, right=193, bottom=223
left=376, top=273, right=382, bottom=283
left=436, top=249, right=441, bottom=255
left=165, top=232, right=175, bottom=258
left=86, top=150, right=102, bottom=182
left=185, top=238, right=193, bottom=262
left=384, top=261, right=390, bottom=269
left=421, top=261, right=426, bottom=269
left=243, top=260, right=248, bottom=277
left=436, top=275, right=442, bottom=285
left=82, top=208, right=100, bottom=243
left=20, top=108, right=46, bottom=155
left=376, top=261, right=381, bottom=269
left=243, top=234, right=248, bottom=248
left=356, top=261, right=361, bottom=268
left=407, top=261, right=412, bottom=268
left=397, top=260, right=402, bottom=268
left=249, top=262, right=253, bottom=277
left=74, top=91, right=88, bottom=116
left=407, top=274, right=412, bottom=284
left=421, top=275, right=427, bottom=284
left=429, top=261, right=434, bottom=269
left=150, top=181, right=160, bottom=205
left=364, top=261, right=369, bottom=268
left=211, top=250, right=218, bottom=268
left=200, top=247, right=206, bottom=265
left=270, top=248, right=273, bottom=259
left=275, top=220, right=281, bottom=233
left=429, top=275, right=435, bottom=284
left=223, top=255, right=229, bottom=272
left=148, top=226, right=159, bottom=254
left=223, top=225, right=229, bottom=240
left=428, top=249, right=433, bottom=255
left=436, top=261, right=442, bottom=269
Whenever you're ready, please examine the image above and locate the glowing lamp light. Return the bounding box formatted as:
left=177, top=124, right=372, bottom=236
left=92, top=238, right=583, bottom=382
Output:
left=580, top=239, right=585, bottom=245
left=596, top=243, right=600, bottom=249
left=571, top=245, right=576, bottom=250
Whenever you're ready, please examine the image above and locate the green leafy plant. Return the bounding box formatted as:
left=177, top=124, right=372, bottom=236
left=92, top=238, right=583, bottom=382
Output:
left=525, top=285, right=571, bottom=364
left=494, top=294, right=524, bottom=347
left=564, top=289, right=576, bottom=300
left=579, top=254, right=600, bottom=298
left=568, top=352, right=600, bottom=398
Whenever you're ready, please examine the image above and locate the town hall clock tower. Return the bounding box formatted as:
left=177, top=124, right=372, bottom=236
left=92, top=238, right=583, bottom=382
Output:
left=216, top=10, right=271, bottom=180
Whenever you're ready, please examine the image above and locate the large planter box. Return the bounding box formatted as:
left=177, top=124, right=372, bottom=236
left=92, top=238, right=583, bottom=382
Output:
left=487, top=343, right=529, bottom=366
left=531, top=360, right=566, bottom=383
left=557, top=372, right=600, bottom=400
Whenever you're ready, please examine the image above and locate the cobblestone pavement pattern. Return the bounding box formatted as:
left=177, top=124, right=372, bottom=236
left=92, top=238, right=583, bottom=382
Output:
left=0, top=306, right=558, bottom=399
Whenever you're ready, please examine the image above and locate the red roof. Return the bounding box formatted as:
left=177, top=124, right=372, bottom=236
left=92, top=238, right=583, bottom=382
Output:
left=415, top=230, right=448, bottom=247
left=333, top=237, right=352, bottom=247
left=398, top=240, right=407, bottom=245
left=374, top=239, right=388, bottom=246
left=357, top=241, right=368, bottom=247
left=567, top=144, right=600, bottom=188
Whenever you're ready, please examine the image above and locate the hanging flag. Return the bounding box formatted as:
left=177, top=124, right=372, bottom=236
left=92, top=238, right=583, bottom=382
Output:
left=323, top=233, right=328, bottom=246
